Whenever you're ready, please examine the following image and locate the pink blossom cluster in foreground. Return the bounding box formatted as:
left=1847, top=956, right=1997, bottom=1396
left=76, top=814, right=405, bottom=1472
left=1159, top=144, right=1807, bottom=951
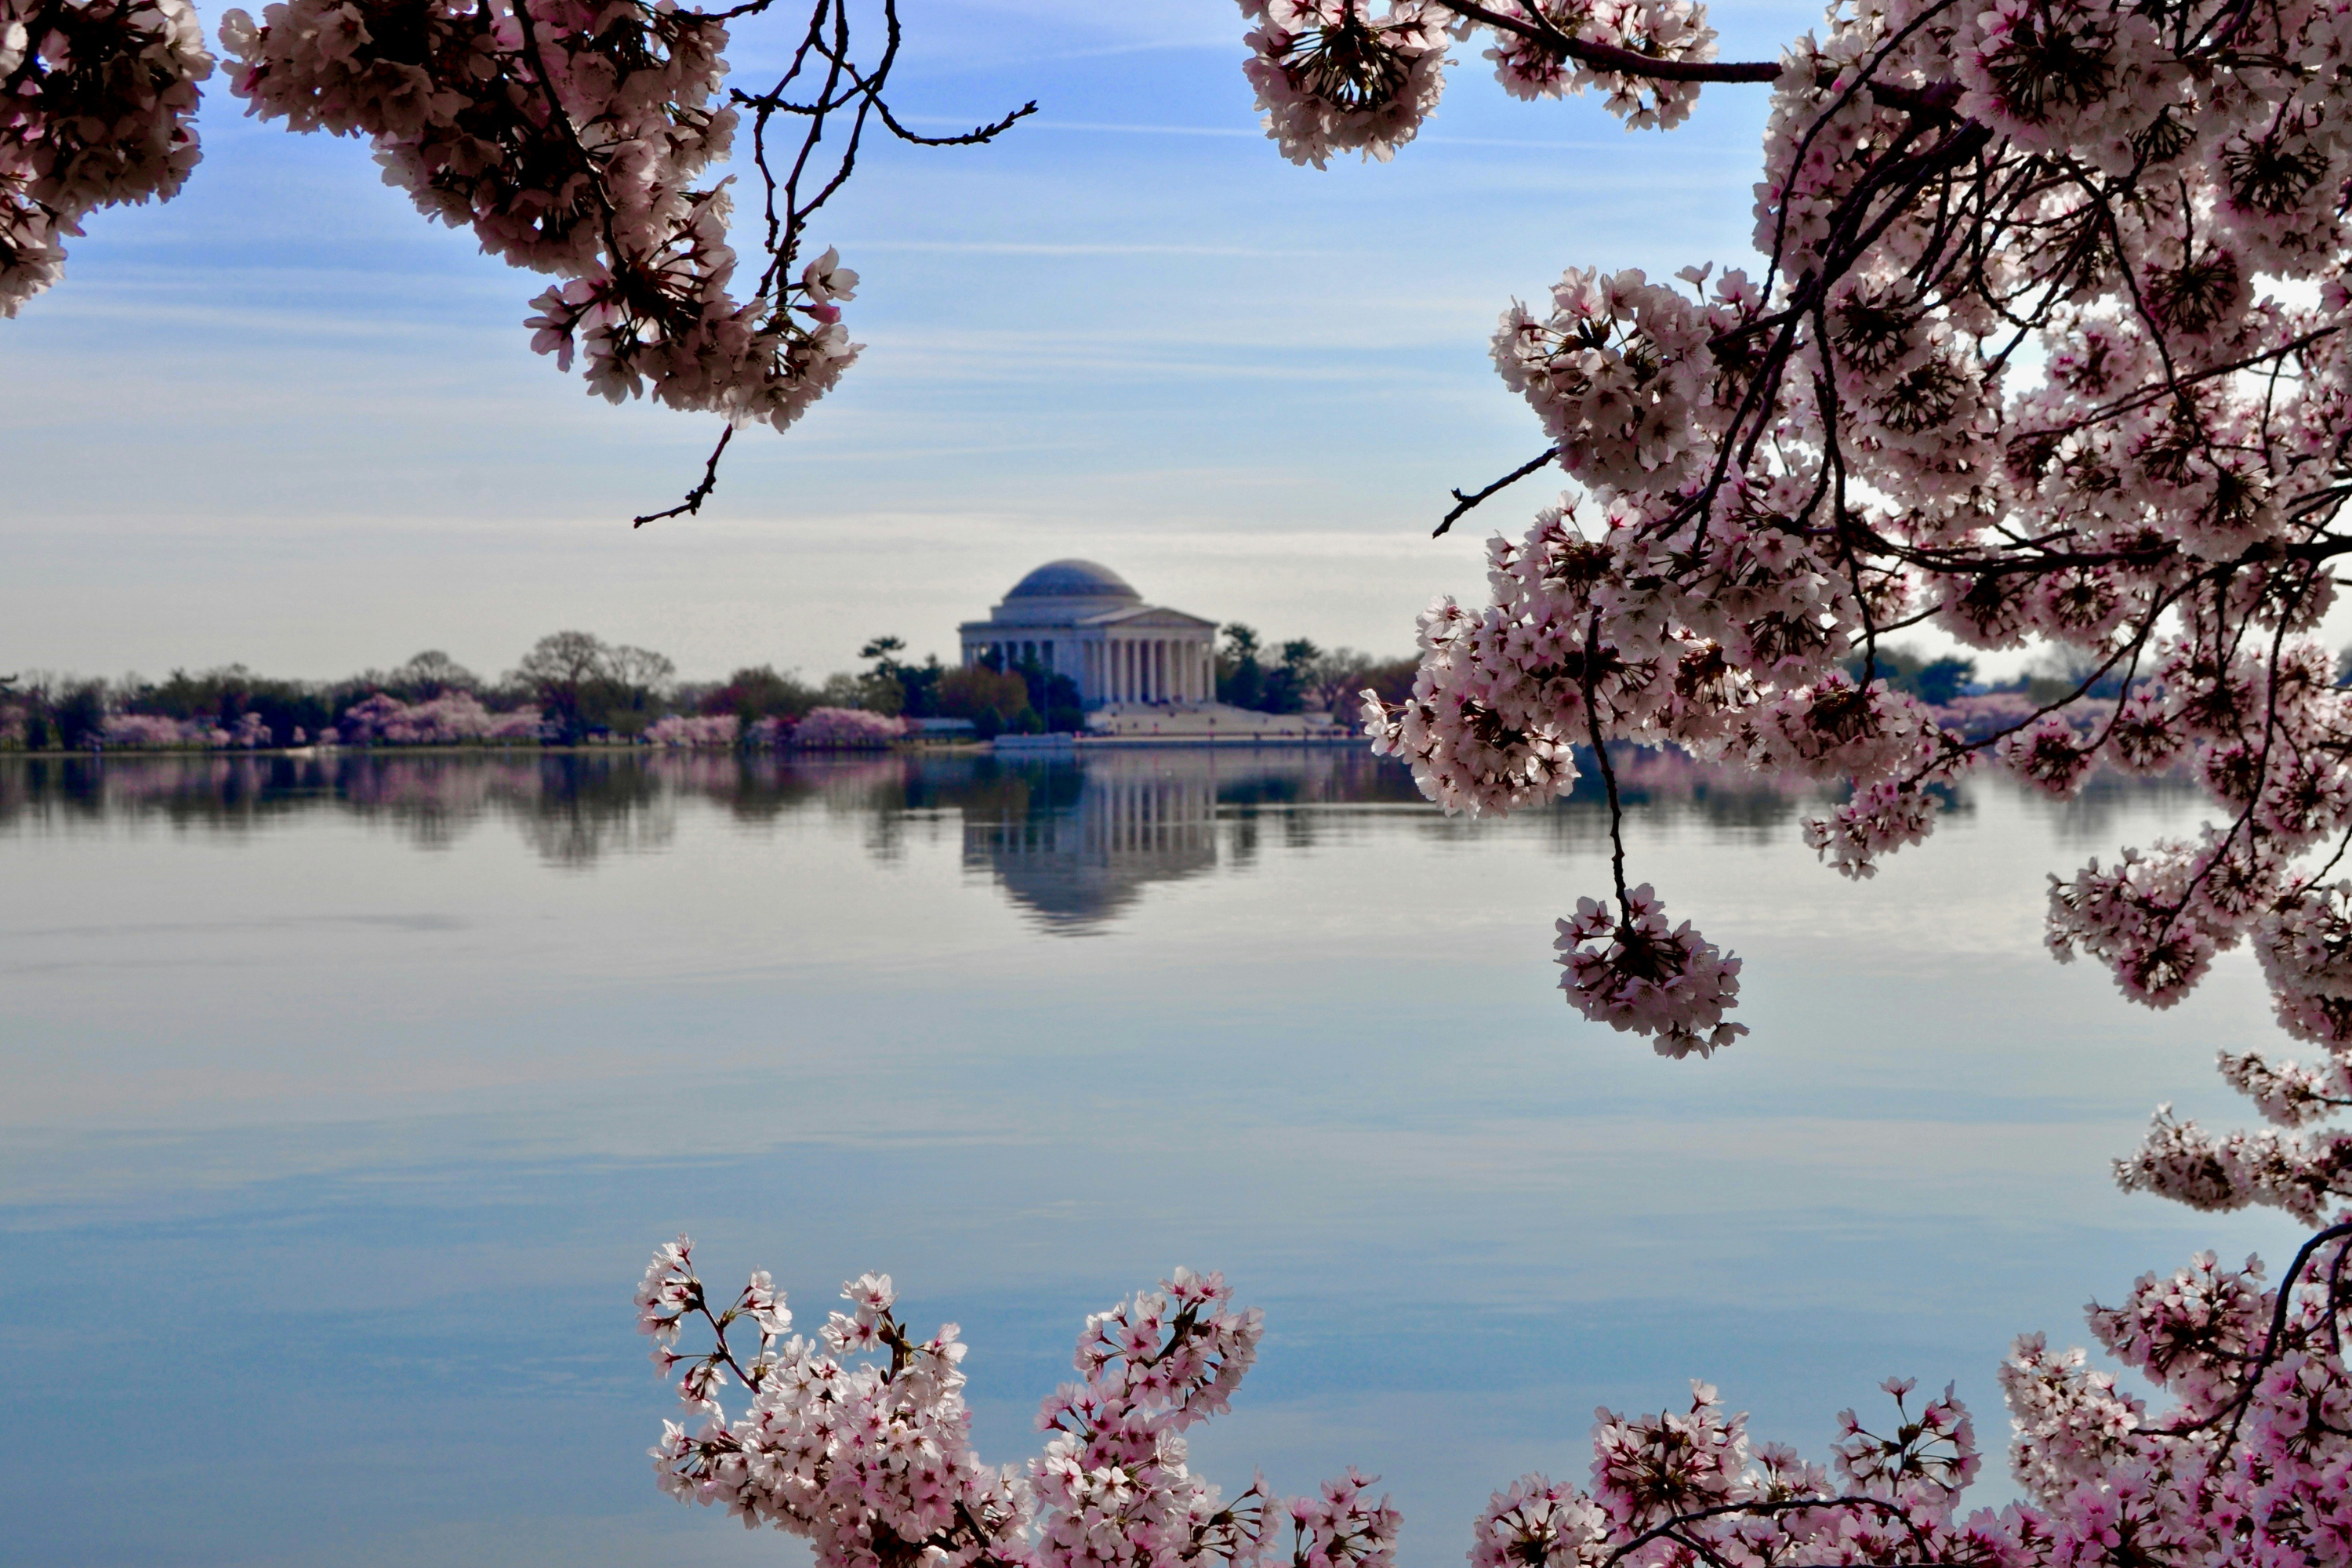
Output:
left=639, top=1240, right=1392, bottom=1568
left=2, top=0, right=866, bottom=425
left=639, top=1221, right=2352, bottom=1568
left=1237, top=0, right=1718, bottom=169
left=1238, top=0, right=2352, bottom=1059
left=212, top=0, right=858, bottom=430
left=1, top=0, right=211, bottom=314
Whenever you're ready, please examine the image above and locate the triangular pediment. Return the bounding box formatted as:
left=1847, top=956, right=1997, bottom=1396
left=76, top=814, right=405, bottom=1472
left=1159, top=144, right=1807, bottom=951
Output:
left=1080, top=604, right=1218, bottom=630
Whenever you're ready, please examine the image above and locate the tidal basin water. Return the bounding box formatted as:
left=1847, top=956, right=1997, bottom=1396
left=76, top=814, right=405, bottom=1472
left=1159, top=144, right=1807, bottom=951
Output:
left=0, top=748, right=2312, bottom=1567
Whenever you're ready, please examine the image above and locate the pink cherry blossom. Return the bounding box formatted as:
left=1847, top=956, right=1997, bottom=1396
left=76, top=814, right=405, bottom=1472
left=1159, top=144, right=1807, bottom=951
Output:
left=640, top=1220, right=2352, bottom=1568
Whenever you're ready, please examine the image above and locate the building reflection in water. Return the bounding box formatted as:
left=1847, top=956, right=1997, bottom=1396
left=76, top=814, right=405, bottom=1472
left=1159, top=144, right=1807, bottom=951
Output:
left=959, top=752, right=1221, bottom=930
left=7, top=743, right=2159, bottom=928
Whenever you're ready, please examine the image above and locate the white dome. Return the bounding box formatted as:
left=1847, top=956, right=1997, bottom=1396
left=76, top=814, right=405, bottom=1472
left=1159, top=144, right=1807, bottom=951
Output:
left=1003, top=560, right=1140, bottom=604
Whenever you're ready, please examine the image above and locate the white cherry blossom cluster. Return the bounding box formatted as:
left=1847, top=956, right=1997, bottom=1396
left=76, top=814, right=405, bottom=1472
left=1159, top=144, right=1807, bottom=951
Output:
left=639, top=1241, right=1399, bottom=1568
left=2103, top=877, right=2352, bottom=1228
left=1480, top=0, right=1718, bottom=128
left=1360, top=579, right=1583, bottom=819
left=1233, top=0, right=1728, bottom=163
left=1, top=0, right=212, bottom=313
left=637, top=1239, right=1029, bottom=1566
left=1237, top=0, right=1454, bottom=167
left=1555, top=883, right=1744, bottom=1057
left=216, top=0, right=857, bottom=430
left=1802, top=776, right=1944, bottom=880
left=1031, top=1270, right=1273, bottom=1568
left=1490, top=267, right=1734, bottom=492
left=2113, top=1105, right=2352, bottom=1221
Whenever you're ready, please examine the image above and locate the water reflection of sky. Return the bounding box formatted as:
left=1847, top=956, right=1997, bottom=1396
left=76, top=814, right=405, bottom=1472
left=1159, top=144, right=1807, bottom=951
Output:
left=0, top=751, right=2295, bottom=1568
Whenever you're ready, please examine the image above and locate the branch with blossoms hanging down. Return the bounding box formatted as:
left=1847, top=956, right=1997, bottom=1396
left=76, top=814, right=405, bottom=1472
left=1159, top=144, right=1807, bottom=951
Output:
left=1222, top=1, right=2352, bottom=1075
left=635, top=1219, right=2352, bottom=1568
left=2, top=0, right=1033, bottom=521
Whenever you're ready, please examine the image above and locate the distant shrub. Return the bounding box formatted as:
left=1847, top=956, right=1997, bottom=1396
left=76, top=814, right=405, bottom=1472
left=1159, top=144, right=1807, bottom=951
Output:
left=339, top=693, right=542, bottom=745
left=103, top=713, right=231, bottom=748
left=793, top=706, right=906, bottom=749
left=645, top=714, right=740, bottom=748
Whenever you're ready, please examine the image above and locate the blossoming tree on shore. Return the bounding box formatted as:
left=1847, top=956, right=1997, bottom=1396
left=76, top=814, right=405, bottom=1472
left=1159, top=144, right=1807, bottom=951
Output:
left=633, top=1217, right=2352, bottom=1567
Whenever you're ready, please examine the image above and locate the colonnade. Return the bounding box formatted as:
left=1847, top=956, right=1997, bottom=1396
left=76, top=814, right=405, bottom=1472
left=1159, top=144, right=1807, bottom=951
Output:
left=974, top=638, right=1060, bottom=673
left=1083, top=637, right=1215, bottom=706
left=961, top=632, right=1218, bottom=706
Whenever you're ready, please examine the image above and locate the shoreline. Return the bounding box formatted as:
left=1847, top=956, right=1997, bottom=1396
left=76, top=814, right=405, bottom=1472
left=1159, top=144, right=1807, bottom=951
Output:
left=0, top=735, right=1373, bottom=759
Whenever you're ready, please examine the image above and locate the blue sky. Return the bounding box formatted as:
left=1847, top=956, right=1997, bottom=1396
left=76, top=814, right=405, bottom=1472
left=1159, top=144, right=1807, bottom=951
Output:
left=2, top=0, right=1818, bottom=684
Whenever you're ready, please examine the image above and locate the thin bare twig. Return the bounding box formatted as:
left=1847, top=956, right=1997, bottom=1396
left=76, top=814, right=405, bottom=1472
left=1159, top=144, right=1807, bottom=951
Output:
left=635, top=426, right=736, bottom=527
left=1434, top=447, right=1559, bottom=537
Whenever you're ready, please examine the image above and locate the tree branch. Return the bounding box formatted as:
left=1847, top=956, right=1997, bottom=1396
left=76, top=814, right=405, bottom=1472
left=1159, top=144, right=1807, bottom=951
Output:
left=635, top=426, right=736, bottom=527
left=1434, top=447, right=1559, bottom=537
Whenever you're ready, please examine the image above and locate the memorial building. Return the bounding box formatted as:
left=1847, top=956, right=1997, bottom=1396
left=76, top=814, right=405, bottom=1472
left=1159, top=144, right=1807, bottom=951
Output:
left=958, top=561, right=1219, bottom=710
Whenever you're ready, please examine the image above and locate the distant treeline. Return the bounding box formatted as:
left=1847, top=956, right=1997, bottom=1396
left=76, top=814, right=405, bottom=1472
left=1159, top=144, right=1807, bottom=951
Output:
left=1, top=626, right=1421, bottom=750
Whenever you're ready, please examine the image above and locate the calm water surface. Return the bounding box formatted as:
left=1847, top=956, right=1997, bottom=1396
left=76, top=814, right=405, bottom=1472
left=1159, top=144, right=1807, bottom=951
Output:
left=0, top=750, right=2307, bottom=1566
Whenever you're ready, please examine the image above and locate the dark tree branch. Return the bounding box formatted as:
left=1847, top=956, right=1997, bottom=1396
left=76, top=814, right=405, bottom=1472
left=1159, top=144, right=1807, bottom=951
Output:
left=1443, top=0, right=1783, bottom=82
left=635, top=426, right=736, bottom=528
left=1434, top=447, right=1559, bottom=537
left=618, top=0, right=1033, bottom=521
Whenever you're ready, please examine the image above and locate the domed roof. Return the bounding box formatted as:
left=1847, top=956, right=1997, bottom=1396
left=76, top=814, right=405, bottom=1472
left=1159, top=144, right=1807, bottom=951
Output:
left=1004, top=560, right=1140, bottom=603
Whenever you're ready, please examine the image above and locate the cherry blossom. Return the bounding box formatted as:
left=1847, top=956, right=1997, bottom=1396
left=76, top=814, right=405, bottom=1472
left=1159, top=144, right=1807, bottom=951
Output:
left=337, top=691, right=543, bottom=744
left=791, top=706, right=906, bottom=749
left=641, top=1242, right=1399, bottom=1568
left=4, top=0, right=1028, bottom=516
left=1, top=0, right=211, bottom=314
left=99, top=711, right=225, bottom=747
left=644, top=713, right=739, bottom=747
left=641, top=1221, right=2352, bottom=1568
left=1555, top=883, right=1744, bottom=1057
left=1238, top=1, right=1454, bottom=168
left=1236, top=0, right=2352, bottom=1056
